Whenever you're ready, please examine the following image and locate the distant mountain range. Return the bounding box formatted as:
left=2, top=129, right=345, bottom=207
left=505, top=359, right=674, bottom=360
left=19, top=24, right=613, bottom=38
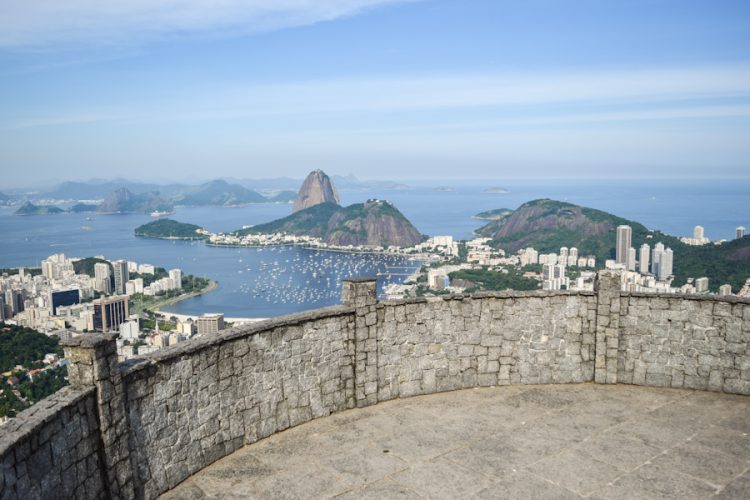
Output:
left=17, top=174, right=408, bottom=202
left=4, top=174, right=407, bottom=212
left=175, top=179, right=292, bottom=207
left=477, top=198, right=750, bottom=292
left=96, top=188, right=173, bottom=214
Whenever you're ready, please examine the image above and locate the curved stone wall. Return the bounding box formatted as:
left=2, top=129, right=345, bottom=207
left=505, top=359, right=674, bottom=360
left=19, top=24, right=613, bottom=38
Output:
left=0, top=387, right=104, bottom=499
left=1, top=272, right=748, bottom=499
left=122, top=306, right=356, bottom=498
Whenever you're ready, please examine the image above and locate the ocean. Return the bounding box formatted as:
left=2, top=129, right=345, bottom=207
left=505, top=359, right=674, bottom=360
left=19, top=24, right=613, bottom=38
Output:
left=1, top=179, right=748, bottom=318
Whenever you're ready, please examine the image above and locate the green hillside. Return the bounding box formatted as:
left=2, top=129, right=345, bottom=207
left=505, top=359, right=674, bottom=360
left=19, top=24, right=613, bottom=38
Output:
left=478, top=199, right=750, bottom=292
left=235, top=200, right=424, bottom=247
left=236, top=203, right=340, bottom=238
left=135, top=219, right=207, bottom=239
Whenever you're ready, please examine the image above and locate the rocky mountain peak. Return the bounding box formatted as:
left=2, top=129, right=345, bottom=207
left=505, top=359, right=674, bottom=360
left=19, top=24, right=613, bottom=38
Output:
left=293, top=170, right=340, bottom=213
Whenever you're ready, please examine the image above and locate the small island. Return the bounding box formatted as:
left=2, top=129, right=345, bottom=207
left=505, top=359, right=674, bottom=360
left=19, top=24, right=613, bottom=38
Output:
left=134, top=219, right=208, bottom=240
left=482, top=187, right=511, bottom=194
left=14, top=202, right=64, bottom=216
left=69, top=203, right=98, bottom=213
left=473, top=208, right=513, bottom=221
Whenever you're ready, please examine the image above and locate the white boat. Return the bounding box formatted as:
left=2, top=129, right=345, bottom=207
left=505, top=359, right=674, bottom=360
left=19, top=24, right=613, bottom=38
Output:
left=150, top=210, right=175, bottom=217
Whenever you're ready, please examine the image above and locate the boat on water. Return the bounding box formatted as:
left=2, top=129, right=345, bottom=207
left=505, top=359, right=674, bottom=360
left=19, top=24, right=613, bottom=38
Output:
left=150, top=210, right=175, bottom=217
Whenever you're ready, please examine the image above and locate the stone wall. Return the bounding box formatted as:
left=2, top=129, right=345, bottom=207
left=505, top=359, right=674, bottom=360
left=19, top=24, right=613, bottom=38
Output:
left=121, top=307, right=355, bottom=499
left=361, top=292, right=597, bottom=406
left=0, top=387, right=104, bottom=500
left=2, top=272, right=749, bottom=499
left=617, top=292, right=750, bottom=393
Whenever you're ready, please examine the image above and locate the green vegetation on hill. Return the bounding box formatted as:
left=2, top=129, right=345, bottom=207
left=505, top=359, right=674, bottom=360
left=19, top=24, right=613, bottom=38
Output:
left=17, top=366, right=68, bottom=405
left=69, top=203, right=98, bottom=213
left=449, top=267, right=540, bottom=292
left=478, top=199, right=750, bottom=292
left=135, top=219, right=207, bottom=239
left=235, top=200, right=423, bottom=247
left=0, top=323, right=69, bottom=417
left=236, top=202, right=341, bottom=238
left=0, top=324, right=62, bottom=372
left=14, top=202, right=64, bottom=216
left=474, top=208, right=513, bottom=220
left=480, top=199, right=646, bottom=263
left=0, top=266, right=43, bottom=277
left=73, top=257, right=113, bottom=278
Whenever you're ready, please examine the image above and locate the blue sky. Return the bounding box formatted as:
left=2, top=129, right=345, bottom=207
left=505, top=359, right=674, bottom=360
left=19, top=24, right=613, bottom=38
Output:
left=1, top=0, right=749, bottom=186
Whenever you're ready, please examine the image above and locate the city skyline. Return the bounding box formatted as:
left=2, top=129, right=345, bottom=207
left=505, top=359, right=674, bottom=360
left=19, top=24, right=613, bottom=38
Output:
left=2, top=0, right=750, bottom=186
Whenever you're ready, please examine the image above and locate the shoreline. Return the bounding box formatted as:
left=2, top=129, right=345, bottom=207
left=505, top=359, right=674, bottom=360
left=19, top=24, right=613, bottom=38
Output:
left=140, top=279, right=218, bottom=315
left=161, top=312, right=268, bottom=324
left=135, top=234, right=208, bottom=241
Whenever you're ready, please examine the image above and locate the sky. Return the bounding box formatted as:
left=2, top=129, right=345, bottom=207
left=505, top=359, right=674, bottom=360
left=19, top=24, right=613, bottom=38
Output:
left=1, top=0, right=750, bottom=187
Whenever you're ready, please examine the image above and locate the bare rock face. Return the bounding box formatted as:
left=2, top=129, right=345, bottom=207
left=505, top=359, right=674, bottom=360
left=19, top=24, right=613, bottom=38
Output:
left=325, top=199, right=423, bottom=248
left=293, top=170, right=340, bottom=212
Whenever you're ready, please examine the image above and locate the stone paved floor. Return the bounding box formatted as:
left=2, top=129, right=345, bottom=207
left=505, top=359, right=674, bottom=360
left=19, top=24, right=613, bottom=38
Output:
left=162, top=384, right=750, bottom=499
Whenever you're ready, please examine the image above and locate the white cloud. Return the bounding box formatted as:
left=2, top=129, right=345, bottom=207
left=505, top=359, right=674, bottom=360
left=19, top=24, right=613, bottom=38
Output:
left=0, top=0, right=410, bottom=49
left=4, top=65, right=750, bottom=131
left=206, top=65, right=750, bottom=116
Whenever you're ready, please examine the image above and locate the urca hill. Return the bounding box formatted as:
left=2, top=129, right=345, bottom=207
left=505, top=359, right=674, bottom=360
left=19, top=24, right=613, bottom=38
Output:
left=236, top=170, right=423, bottom=248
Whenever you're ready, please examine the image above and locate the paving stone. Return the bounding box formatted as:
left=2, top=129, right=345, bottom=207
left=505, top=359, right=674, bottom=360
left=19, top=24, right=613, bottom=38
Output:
left=651, top=441, right=749, bottom=485
left=589, top=462, right=718, bottom=500
left=525, top=447, right=626, bottom=496
left=474, top=470, right=582, bottom=499
left=334, top=479, right=422, bottom=499
left=389, top=458, right=496, bottom=499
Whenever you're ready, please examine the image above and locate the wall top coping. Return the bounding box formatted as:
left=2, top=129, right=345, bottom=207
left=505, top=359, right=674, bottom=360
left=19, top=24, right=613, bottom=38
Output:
left=622, top=291, right=750, bottom=304
left=119, top=304, right=355, bottom=377
left=60, top=332, right=117, bottom=348
left=378, top=289, right=597, bottom=307
left=0, top=386, right=95, bottom=458
left=342, top=277, right=378, bottom=283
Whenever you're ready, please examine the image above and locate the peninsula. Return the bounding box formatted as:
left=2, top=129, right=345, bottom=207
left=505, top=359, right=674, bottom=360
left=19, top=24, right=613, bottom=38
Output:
left=134, top=219, right=208, bottom=240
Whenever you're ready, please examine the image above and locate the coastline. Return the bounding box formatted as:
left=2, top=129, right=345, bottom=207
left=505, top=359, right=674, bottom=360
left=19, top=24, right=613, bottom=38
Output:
left=162, top=312, right=268, bottom=324
left=135, top=234, right=208, bottom=241
left=135, top=279, right=218, bottom=315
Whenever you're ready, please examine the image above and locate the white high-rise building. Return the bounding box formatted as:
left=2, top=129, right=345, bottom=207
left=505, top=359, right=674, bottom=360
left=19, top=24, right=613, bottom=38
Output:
left=662, top=248, right=674, bottom=279
left=616, top=225, right=632, bottom=265
left=112, top=260, right=129, bottom=295
left=639, top=244, right=650, bottom=274
left=94, top=263, right=112, bottom=294
left=627, top=247, right=637, bottom=272
left=651, top=242, right=673, bottom=280
left=719, top=284, right=733, bottom=296
left=169, top=269, right=182, bottom=290
left=738, top=226, right=746, bottom=239
left=695, top=277, right=709, bottom=293
left=693, top=226, right=705, bottom=240
left=520, top=248, right=539, bottom=266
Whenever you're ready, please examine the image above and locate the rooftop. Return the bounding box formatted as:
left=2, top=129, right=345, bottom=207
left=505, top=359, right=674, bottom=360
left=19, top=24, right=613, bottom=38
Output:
left=161, top=384, right=750, bottom=499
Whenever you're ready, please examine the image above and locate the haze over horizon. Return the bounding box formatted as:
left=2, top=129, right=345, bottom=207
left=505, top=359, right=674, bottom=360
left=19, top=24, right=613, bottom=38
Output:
left=2, top=0, right=750, bottom=187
